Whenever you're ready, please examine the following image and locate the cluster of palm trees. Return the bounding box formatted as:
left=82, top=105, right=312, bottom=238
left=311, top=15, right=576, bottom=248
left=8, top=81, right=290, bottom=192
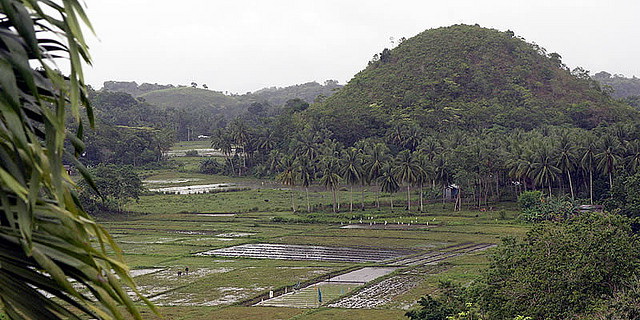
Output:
left=276, top=142, right=431, bottom=213
left=212, top=121, right=640, bottom=212
left=506, top=125, right=639, bottom=204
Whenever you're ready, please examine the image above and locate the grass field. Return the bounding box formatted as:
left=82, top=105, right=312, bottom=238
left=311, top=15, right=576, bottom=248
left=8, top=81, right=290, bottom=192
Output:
left=96, top=147, right=532, bottom=319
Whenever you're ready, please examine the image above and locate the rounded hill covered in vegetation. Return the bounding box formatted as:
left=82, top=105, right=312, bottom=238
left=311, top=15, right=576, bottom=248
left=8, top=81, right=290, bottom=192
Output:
left=311, top=24, right=637, bottom=144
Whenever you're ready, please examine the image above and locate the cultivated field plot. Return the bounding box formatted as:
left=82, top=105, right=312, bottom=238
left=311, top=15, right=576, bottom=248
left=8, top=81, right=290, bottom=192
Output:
left=256, top=267, right=398, bottom=307
left=198, top=243, right=414, bottom=263
left=328, top=274, right=421, bottom=309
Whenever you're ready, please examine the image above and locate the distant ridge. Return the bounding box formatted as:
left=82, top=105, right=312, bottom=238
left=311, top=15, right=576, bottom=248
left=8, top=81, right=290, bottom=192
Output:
left=101, top=80, right=342, bottom=111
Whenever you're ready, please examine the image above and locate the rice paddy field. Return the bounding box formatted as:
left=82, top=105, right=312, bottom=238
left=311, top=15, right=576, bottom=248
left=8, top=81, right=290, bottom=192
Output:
left=97, top=145, right=531, bottom=320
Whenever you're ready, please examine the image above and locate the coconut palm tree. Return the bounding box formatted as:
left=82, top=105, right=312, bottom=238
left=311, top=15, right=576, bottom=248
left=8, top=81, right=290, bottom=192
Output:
left=580, top=135, right=598, bottom=204
left=297, top=157, right=314, bottom=212
left=364, top=143, right=389, bottom=209
left=393, top=150, right=422, bottom=211
left=378, top=163, right=400, bottom=212
left=596, top=135, right=623, bottom=191
left=277, top=155, right=297, bottom=212
left=556, top=134, right=578, bottom=200
left=433, top=153, right=452, bottom=208
left=531, top=146, right=561, bottom=196
left=296, top=131, right=320, bottom=162
left=624, top=140, right=640, bottom=174
left=319, top=157, right=341, bottom=212
left=510, top=148, right=536, bottom=193
left=0, top=1, right=154, bottom=319
left=415, top=151, right=432, bottom=212
left=340, top=147, right=362, bottom=212
left=418, top=137, right=443, bottom=188
left=229, top=118, right=250, bottom=172
left=211, top=128, right=234, bottom=172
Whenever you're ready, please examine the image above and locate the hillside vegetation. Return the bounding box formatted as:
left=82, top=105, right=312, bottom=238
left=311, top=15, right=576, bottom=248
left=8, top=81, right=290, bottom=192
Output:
left=593, top=71, right=640, bottom=99
left=311, top=24, right=637, bottom=144
left=139, top=87, right=240, bottom=110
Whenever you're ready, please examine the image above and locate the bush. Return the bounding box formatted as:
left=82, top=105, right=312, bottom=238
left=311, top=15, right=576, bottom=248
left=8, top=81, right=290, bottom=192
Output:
left=517, top=191, right=543, bottom=210
left=185, top=150, right=199, bottom=157
left=77, top=164, right=143, bottom=214
left=606, top=172, right=640, bottom=219
left=480, top=212, right=640, bottom=319
left=405, top=295, right=452, bottom=320
left=199, top=158, right=221, bottom=174
left=518, top=191, right=575, bottom=222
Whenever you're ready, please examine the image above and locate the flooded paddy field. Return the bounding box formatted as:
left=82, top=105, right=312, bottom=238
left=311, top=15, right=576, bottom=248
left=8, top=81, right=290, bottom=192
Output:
left=198, top=243, right=413, bottom=263
left=148, top=183, right=242, bottom=195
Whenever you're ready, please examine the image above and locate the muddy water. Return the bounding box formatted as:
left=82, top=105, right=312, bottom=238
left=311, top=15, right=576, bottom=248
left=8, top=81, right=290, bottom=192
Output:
left=143, top=178, right=203, bottom=184
left=148, top=183, right=237, bottom=195
left=197, top=243, right=412, bottom=263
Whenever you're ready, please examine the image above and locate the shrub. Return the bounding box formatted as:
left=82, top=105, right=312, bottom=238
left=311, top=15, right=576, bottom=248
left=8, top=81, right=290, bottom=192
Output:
left=518, top=191, right=575, bottom=222
left=481, top=212, right=640, bottom=319
left=517, top=191, right=543, bottom=210
left=185, top=150, right=199, bottom=157
left=199, top=158, right=222, bottom=174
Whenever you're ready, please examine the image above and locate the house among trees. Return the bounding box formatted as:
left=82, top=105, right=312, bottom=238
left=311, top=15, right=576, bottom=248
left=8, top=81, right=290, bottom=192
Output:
left=444, top=184, right=459, bottom=200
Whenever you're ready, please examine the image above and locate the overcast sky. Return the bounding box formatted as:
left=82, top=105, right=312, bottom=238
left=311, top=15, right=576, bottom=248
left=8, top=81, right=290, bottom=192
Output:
left=84, top=0, right=640, bottom=94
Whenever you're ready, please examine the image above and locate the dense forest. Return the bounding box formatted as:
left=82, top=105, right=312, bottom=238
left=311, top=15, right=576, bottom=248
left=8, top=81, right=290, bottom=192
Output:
left=79, top=79, right=342, bottom=164
left=98, top=80, right=341, bottom=140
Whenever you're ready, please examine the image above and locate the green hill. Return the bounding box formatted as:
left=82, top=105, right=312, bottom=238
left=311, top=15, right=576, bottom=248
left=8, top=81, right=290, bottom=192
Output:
left=99, top=81, right=342, bottom=140
left=312, top=24, right=637, bottom=144
left=593, top=71, right=640, bottom=99
left=139, top=87, right=239, bottom=110
left=106, top=81, right=341, bottom=114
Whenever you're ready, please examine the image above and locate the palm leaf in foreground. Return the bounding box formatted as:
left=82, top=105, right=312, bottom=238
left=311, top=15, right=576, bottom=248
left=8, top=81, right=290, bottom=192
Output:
left=0, top=1, right=155, bottom=319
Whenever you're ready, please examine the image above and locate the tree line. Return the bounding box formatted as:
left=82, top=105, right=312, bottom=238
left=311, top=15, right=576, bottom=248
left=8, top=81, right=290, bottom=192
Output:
left=208, top=113, right=640, bottom=214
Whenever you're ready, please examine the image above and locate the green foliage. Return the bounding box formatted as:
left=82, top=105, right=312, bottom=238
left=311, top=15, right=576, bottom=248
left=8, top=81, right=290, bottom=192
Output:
left=405, top=296, right=453, bottom=320
left=199, top=158, right=222, bottom=174
left=593, top=71, right=640, bottom=99
left=0, top=1, right=153, bottom=319
left=90, top=90, right=169, bottom=128
left=518, top=191, right=575, bottom=222
left=312, top=24, right=637, bottom=144
left=445, top=303, right=484, bottom=320
left=185, top=150, right=199, bottom=157
left=82, top=124, right=172, bottom=166
left=79, top=164, right=144, bottom=214
left=606, top=172, right=640, bottom=218
left=480, top=212, right=640, bottom=319
left=517, top=191, right=543, bottom=209
left=123, top=81, right=341, bottom=140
